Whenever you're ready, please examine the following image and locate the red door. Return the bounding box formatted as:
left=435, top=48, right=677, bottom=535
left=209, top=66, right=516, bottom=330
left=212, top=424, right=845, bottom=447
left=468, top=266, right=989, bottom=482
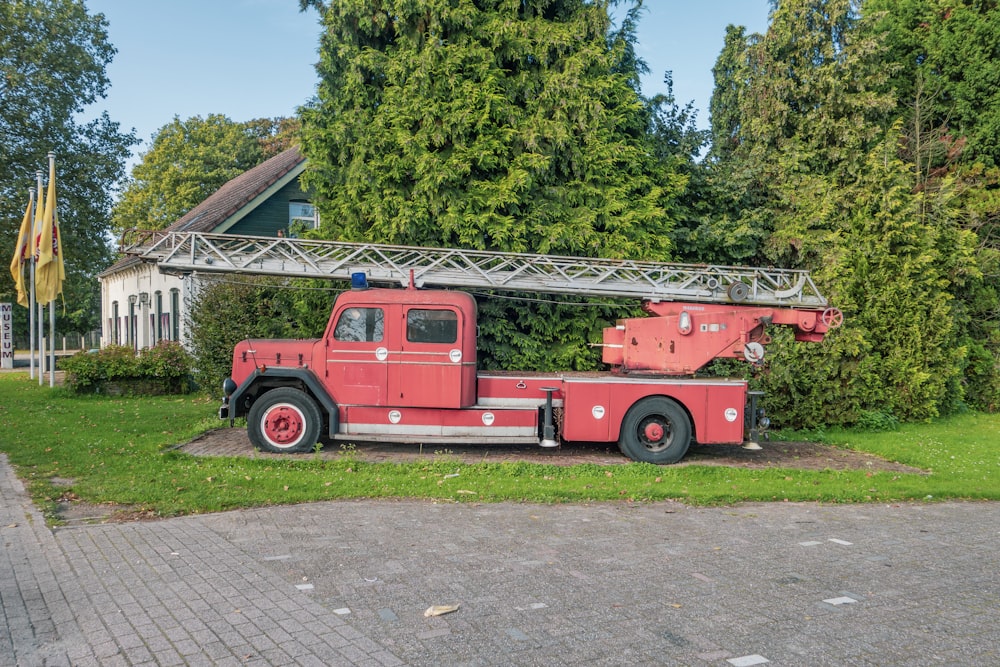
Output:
left=325, top=304, right=393, bottom=405
left=389, top=305, right=468, bottom=408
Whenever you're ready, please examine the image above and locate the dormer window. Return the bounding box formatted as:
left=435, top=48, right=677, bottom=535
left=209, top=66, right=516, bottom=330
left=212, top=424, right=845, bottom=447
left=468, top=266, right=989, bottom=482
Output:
left=289, top=200, right=318, bottom=231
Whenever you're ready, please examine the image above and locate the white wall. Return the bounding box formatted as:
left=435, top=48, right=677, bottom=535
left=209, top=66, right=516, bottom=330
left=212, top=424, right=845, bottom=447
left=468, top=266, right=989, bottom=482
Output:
left=100, top=264, right=189, bottom=350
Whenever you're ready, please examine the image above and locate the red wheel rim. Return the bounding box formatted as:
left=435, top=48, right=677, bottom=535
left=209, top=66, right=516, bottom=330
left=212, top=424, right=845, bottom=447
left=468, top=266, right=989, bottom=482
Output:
left=821, top=307, right=844, bottom=328
left=643, top=422, right=665, bottom=442
left=261, top=403, right=306, bottom=448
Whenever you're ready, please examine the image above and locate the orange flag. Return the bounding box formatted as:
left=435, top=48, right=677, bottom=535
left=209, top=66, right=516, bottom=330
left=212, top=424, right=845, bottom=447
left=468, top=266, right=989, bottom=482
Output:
left=9, top=194, right=33, bottom=308
left=36, top=157, right=66, bottom=304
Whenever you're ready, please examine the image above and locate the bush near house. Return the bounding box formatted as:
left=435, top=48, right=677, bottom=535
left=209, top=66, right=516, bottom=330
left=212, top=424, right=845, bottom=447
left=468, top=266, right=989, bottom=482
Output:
left=62, top=342, right=193, bottom=395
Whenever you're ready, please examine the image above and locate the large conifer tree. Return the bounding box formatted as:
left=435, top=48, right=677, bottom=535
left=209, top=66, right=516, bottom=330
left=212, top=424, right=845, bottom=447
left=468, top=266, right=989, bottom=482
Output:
left=298, top=0, right=684, bottom=371
left=704, top=0, right=980, bottom=426
left=300, top=0, right=676, bottom=260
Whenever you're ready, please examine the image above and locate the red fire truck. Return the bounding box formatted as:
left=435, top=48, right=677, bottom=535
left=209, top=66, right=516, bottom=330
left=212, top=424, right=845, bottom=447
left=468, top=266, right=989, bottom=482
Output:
left=130, top=233, right=842, bottom=464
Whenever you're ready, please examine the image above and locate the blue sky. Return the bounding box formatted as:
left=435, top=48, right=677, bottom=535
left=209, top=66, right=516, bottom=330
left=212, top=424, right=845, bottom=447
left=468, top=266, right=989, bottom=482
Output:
left=85, top=1, right=770, bottom=167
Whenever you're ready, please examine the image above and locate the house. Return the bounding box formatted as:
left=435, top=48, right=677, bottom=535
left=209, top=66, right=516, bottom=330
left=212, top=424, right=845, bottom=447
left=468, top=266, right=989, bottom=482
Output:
left=99, top=147, right=314, bottom=349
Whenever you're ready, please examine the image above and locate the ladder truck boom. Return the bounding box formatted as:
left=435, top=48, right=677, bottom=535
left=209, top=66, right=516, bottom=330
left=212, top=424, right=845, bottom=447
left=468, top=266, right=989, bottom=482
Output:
left=124, top=230, right=829, bottom=308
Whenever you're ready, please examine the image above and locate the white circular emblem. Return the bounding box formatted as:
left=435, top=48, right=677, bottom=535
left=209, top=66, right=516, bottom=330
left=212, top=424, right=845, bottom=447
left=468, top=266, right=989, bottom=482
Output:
left=388, top=410, right=402, bottom=424
left=482, top=412, right=495, bottom=426
left=724, top=408, right=738, bottom=422
left=375, top=347, right=388, bottom=361
left=592, top=406, right=606, bottom=419
left=449, top=348, right=462, bottom=363
left=743, top=342, right=764, bottom=363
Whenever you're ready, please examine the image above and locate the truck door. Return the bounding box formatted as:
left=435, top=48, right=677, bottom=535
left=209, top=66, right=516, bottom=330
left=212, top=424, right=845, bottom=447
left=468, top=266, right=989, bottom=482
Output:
left=389, top=305, right=470, bottom=408
left=325, top=304, right=393, bottom=406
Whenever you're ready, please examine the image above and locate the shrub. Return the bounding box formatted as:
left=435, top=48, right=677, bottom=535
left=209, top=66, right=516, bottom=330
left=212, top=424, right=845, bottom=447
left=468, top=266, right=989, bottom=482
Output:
left=62, top=342, right=193, bottom=395
left=136, top=341, right=193, bottom=380
left=188, top=275, right=331, bottom=391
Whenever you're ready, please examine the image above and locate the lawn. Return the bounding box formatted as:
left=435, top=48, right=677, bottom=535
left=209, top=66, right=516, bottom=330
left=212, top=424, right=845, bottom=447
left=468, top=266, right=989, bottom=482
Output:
left=0, top=373, right=996, bottom=523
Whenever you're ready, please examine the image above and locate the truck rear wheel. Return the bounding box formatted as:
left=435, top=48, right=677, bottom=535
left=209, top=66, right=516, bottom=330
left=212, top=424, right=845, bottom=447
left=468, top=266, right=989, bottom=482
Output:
left=247, top=387, right=321, bottom=454
left=618, top=397, right=691, bottom=464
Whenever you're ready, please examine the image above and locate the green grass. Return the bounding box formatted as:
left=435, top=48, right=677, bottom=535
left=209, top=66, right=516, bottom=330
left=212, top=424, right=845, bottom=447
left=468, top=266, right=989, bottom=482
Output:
left=0, top=373, right=997, bottom=522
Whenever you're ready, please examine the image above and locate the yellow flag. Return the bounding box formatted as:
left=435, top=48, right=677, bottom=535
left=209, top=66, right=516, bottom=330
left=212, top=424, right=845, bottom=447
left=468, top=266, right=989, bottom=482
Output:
left=33, top=175, right=43, bottom=259
left=9, top=194, right=33, bottom=308
left=36, top=157, right=65, bottom=304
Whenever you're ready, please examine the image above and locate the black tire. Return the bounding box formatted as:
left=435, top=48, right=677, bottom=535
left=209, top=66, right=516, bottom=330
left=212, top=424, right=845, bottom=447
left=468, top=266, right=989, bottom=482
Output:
left=618, top=397, right=691, bottom=464
left=247, top=387, right=322, bottom=453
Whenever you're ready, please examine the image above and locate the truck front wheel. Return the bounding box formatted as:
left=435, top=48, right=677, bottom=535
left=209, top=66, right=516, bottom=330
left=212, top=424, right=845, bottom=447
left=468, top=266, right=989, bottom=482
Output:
left=618, top=397, right=691, bottom=464
left=247, top=387, right=322, bottom=454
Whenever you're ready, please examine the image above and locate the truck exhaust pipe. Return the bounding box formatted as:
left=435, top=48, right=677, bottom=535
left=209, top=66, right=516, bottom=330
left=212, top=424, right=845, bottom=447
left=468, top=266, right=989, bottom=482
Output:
left=540, top=387, right=559, bottom=448
left=743, top=390, right=766, bottom=450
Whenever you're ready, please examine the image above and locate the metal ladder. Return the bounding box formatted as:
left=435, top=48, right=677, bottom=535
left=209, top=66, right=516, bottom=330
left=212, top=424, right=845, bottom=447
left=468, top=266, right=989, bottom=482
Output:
left=123, top=231, right=829, bottom=308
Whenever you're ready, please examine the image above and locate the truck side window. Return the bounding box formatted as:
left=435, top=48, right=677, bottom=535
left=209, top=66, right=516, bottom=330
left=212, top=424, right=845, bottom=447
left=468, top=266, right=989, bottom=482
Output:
left=334, top=307, right=384, bottom=342
left=407, top=309, right=458, bottom=344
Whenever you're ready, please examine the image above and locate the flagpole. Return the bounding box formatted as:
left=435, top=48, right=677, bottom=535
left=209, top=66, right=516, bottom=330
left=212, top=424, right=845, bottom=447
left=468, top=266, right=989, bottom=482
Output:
left=37, top=303, right=44, bottom=386
left=49, top=300, right=55, bottom=387
left=47, top=152, right=57, bottom=388
left=27, top=188, right=36, bottom=381
left=35, top=170, right=44, bottom=386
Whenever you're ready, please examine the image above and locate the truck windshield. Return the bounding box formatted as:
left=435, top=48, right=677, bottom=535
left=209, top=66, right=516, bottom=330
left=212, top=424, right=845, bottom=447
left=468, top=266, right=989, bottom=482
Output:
left=333, top=307, right=384, bottom=342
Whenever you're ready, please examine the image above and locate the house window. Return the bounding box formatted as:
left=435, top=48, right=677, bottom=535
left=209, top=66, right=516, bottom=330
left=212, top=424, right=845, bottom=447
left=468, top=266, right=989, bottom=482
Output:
left=128, top=295, right=137, bottom=349
left=170, top=289, right=180, bottom=341
left=289, top=200, right=318, bottom=232
left=111, top=301, right=119, bottom=345
left=155, top=291, right=164, bottom=342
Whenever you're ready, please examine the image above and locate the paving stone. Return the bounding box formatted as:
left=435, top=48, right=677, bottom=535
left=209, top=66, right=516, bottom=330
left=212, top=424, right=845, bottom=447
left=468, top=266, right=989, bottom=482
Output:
left=3, top=453, right=1000, bottom=665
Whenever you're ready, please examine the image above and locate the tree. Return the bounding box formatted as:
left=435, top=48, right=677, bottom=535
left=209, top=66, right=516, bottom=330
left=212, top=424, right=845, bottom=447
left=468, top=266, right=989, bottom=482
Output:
left=0, top=0, right=137, bottom=333
left=761, top=132, right=976, bottom=426
left=698, top=0, right=991, bottom=426
left=111, top=115, right=298, bottom=237
left=733, top=0, right=895, bottom=266
left=867, top=0, right=1000, bottom=170
left=864, top=0, right=1000, bottom=411
left=300, top=0, right=676, bottom=259
left=298, top=0, right=684, bottom=371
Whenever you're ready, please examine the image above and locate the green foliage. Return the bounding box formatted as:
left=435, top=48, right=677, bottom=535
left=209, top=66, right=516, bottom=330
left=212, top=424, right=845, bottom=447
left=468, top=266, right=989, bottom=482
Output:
left=862, top=0, right=1000, bottom=412
left=136, top=341, right=195, bottom=380
left=0, top=0, right=138, bottom=335
left=854, top=410, right=901, bottom=433
left=110, top=114, right=298, bottom=237
left=694, top=0, right=1000, bottom=428
left=61, top=342, right=193, bottom=394
left=299, top=0, right=688, bottom=371
left=868, top=0, right=1000, bottom=169
left=476, top=296, right=635, bottom=371
left=301, top=0, right=677, bottom=257
left=188, top=276, right=333, bottom=391
left=699, top=3, right=894, bottom=266
left=756, top=131, right=977, bottom=427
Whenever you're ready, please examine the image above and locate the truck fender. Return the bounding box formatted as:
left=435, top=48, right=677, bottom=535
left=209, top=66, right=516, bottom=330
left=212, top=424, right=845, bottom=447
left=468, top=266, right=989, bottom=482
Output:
left=229, top=368, right=339, bottom=438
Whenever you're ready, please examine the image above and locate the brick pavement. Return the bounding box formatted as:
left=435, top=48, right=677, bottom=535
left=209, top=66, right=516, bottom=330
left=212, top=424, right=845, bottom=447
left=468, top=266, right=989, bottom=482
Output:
left=2, top=451, right=999, bottom=666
